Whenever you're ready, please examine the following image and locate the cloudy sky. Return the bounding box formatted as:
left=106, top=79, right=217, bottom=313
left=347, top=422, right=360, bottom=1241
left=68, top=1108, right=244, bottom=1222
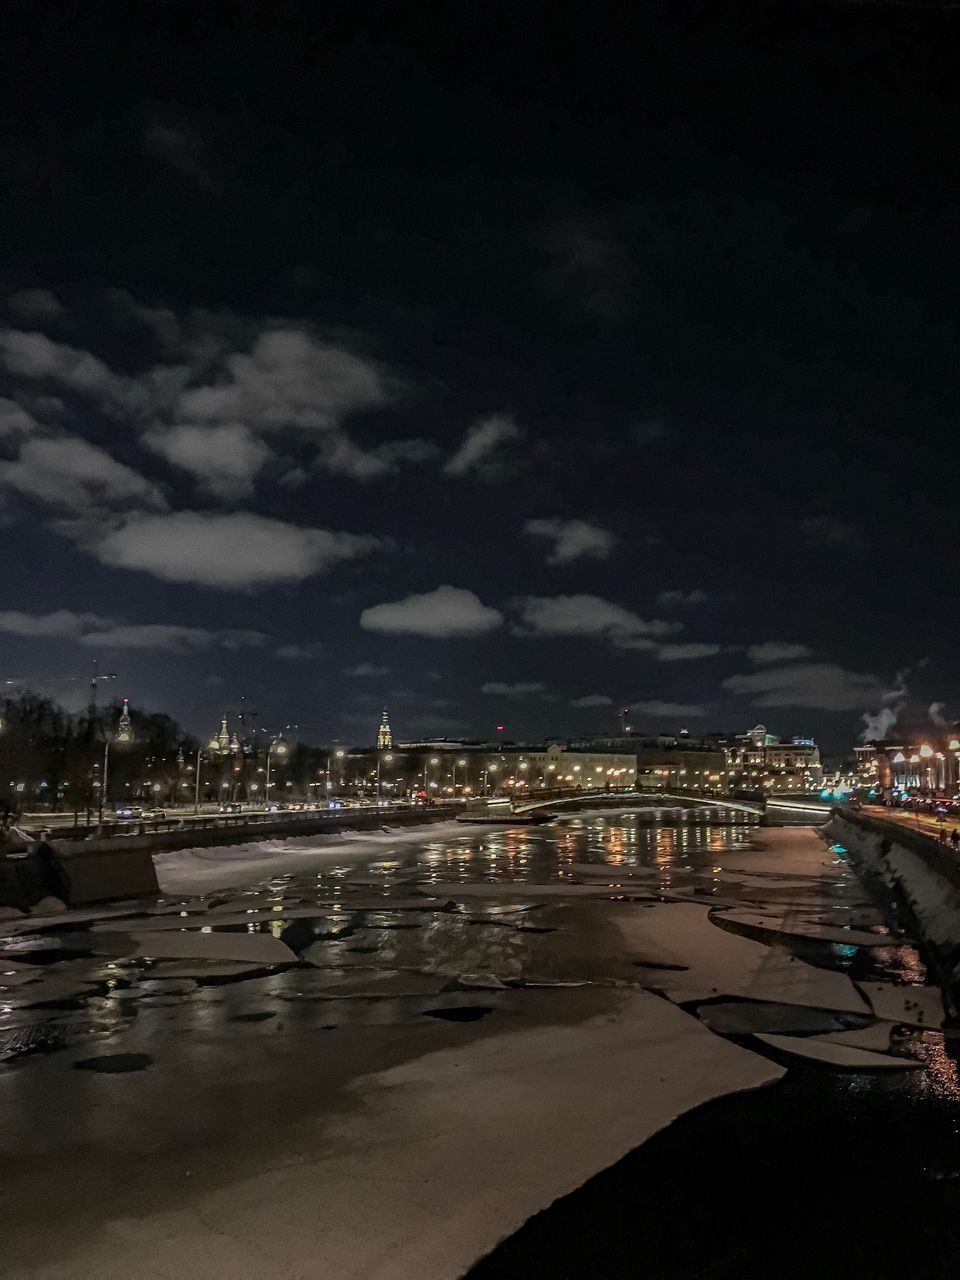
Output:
left=1, top=1, right=958, bottom=753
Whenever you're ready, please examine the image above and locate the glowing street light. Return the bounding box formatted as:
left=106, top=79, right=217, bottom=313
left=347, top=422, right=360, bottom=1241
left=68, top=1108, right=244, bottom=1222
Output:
left=376, top=750, right=394, bottom=803
left=452, top=756, right=468, bottom=796
left=265, top=736, right=288, bottom=806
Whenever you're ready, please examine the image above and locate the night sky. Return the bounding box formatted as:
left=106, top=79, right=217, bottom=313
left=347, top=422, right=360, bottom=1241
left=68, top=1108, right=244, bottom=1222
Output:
left=1, top=0, right=959, bottom=755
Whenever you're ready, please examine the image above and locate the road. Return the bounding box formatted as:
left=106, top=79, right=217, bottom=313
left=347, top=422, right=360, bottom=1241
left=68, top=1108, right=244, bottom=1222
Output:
left=15, top=801, right=419, bottom=835
left=862, top=803, right=960, bottom=844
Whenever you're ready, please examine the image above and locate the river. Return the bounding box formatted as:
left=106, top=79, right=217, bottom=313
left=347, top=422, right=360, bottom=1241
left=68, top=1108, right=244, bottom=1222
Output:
left=1, top=808, right=957, bottom=1278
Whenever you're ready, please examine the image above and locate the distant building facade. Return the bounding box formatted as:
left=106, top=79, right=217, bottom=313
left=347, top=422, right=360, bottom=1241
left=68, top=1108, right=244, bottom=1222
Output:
left=855, top=729, right=960, bottom=799
left=712, top=725, right=823, bottom=793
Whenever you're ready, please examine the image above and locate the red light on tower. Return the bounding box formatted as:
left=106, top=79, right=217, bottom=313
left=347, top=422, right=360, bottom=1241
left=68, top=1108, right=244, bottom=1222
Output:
left=496, top=725, right=504, bottom=732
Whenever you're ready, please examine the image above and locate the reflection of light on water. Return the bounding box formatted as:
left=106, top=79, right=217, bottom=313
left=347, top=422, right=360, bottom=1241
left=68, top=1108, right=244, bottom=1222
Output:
left=916, top=1033, right=960, bottom=1102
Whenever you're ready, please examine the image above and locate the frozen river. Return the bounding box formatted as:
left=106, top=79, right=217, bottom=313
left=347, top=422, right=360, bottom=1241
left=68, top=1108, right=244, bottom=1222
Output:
left=1, top=809, right=957, bottom=1278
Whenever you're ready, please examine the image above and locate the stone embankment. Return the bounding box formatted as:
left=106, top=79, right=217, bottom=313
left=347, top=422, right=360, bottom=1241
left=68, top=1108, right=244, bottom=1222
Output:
left=1, top=805, right=457, bottom=909
left=828, top=808, right=960, bottom=1015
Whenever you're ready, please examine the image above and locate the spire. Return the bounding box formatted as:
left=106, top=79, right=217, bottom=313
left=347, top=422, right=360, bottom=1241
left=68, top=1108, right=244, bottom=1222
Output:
left=115, top=697, right=134, bottom=743
left=377, top=707, right=392, bottom=749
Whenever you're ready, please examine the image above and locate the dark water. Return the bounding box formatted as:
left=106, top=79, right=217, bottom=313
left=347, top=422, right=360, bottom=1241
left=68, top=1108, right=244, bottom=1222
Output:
left=469, top=1059, right=960, bottom=1279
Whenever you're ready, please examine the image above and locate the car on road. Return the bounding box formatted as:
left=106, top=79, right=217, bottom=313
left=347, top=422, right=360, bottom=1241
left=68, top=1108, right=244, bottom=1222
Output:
left=114, top=804, right=143, bottom=819
left=143, top=807, right=166, bottom=820
left=264, top=801, right=289, bottom=812
left=218, top=802, right=242, bottom=814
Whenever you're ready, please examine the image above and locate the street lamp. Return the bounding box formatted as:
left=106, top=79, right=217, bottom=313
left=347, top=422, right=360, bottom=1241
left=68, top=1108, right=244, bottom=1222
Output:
left=334, top=748, right=345, bottom=794
left=265, top=736, right=289, bottom=807
left=453, top=756, right=467, bottom=797
left=377, top=751, right=393, bottom=804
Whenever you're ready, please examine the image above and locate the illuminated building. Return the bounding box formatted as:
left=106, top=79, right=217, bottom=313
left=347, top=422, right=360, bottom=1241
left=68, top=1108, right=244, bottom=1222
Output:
left=721, top=725, right=823, bottom=793
left=114, top=697, right=134, bottom=744
left=856, top=732, right=959, bottom=798
left=208, top=715, right=232, bottom=754
left=377, top=708, right=393, bottom=749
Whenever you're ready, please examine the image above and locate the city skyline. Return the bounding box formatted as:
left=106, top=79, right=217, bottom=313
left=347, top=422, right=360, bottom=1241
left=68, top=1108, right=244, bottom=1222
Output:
left=2, top=4, right=959, bottom=754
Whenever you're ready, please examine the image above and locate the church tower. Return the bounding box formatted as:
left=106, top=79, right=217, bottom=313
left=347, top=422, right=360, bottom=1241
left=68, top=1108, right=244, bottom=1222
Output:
left=377, top=708, right=393, bottom=749
left=115, top=697, right=134, bottom=743
left=209, top=715, right=231, bottom=754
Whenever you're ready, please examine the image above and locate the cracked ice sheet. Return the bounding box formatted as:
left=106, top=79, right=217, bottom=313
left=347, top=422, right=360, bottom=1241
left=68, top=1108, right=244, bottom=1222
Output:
left=618, top=902, right=869, bottom=1014
left=14, top=990, right=782, bottom=1280
left=695, top=1001, right=871, bottom=1036
left=716, top=909, right=906, bottom=947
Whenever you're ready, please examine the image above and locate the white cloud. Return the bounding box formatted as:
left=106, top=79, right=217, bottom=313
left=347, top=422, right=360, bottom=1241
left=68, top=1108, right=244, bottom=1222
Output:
left=631, top=700, right=708, bottom=717
left=0, top=609, right=100, bottom=638
left=525, top=517, right=615, bottom=565
left=0, top=329, right=125, bottom=400
left=318, top=433, right=438, bottom=481
left=361, top=585, right=503, bottom=638
left=0, top=610, right=266, bottom=652
left=142, top=423, right=272, bottom=498
left=723, top=662, right=883, bottom=711
left=656, top=642, right=724, bottom=661
left=444, top=414, right=519, bottom=477
left=570, top=694, right=613, bottom=708
left=481, top=681, right=546, bottom=697
left=0, top=436, right=163, bottom=512
left=344, top=662, right=391, bottom=676
left=0, top=398, right=37, bottom=437
left=276, top=642, right=327, bottom=660
left=320, top=433, right=394, bottom=480
left=7, top=289, right=64, bottom=321
left=82, top=624, right=266, bottom=652
left=656, top=589, right=709, bottom=607
left=747, top=641, right=812, bottom=664
left=514, top=594, right=680, bottom=647
left=176, top=328, right=390, bottom=431
left=91, top=511, right=378, bottom=590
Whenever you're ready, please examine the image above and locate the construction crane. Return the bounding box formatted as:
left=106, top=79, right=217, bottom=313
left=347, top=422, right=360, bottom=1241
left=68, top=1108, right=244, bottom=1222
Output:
left=2, top=661, right=118, bottom=718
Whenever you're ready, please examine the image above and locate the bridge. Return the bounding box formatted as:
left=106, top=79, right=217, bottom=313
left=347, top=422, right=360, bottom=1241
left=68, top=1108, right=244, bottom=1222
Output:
left=515, top=788, right=767, bottom=818
left=517, top=788, right=841, bottom=821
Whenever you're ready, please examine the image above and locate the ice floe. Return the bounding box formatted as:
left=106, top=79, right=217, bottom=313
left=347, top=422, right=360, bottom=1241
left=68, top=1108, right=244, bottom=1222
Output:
left=695, top=1000, right=872, bottom=1036
left=127, top=930, right=297, bottom=965
left=753, top=1031, right=920, bottom=1069
left=810, top=1023, right=895, bottom=1052
left=716, top=909, right=906, bottom=947
left=856, top=980, right=944, bottom=1028
left=616, top=902, right=869, bottom=1013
